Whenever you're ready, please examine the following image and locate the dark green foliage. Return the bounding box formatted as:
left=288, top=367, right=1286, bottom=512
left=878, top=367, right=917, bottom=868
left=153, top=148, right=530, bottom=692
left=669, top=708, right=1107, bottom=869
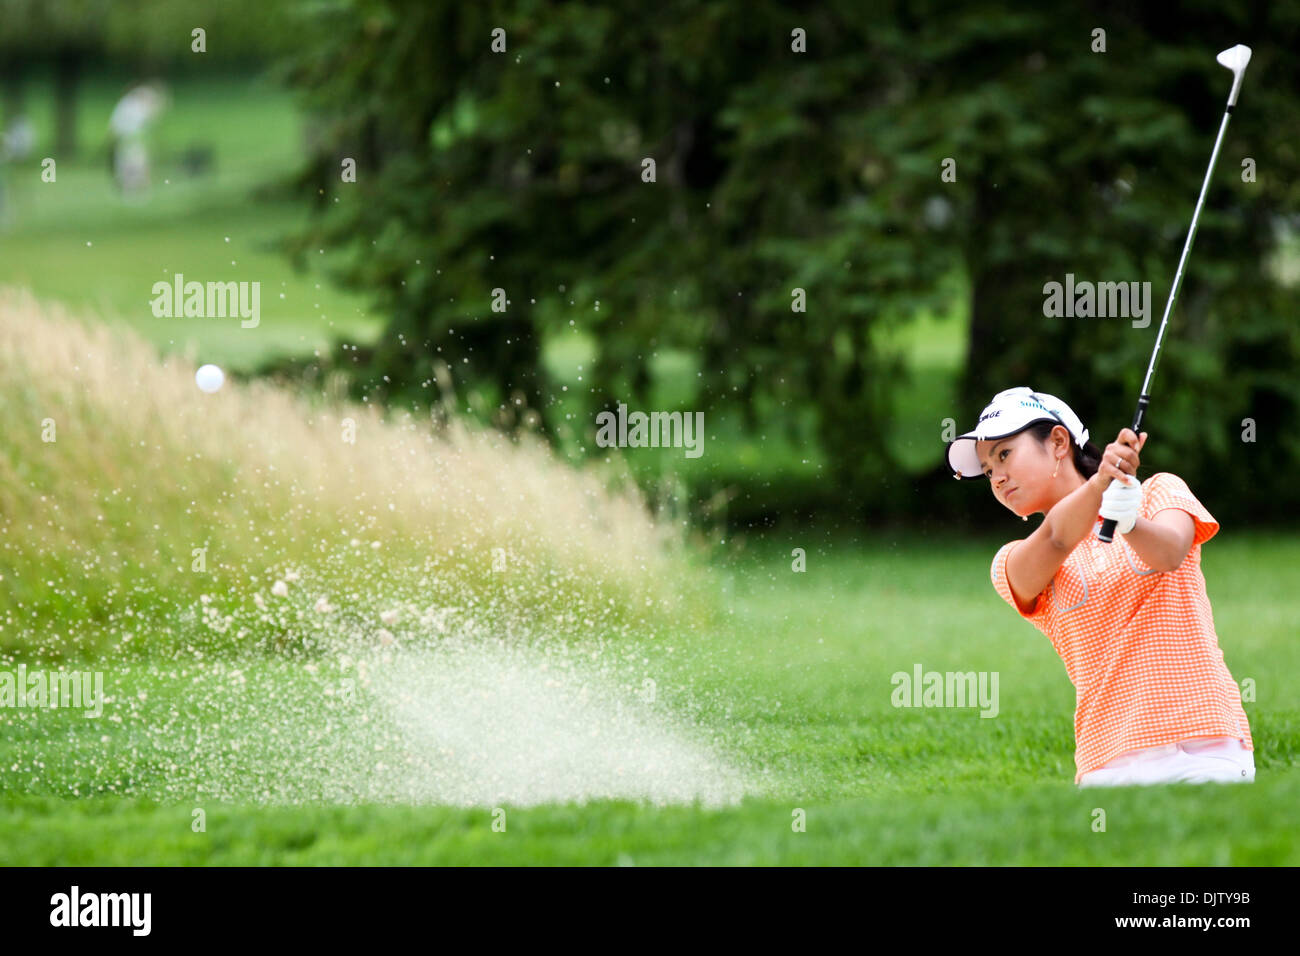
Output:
left=278, top=0, right=1300, bottom=526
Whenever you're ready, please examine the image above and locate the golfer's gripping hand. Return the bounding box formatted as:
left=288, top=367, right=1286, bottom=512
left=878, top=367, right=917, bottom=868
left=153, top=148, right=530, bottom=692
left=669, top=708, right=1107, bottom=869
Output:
left=1097, top=428, right=1147, bottom=484
left=1095, top=428, right=1147, bottom=534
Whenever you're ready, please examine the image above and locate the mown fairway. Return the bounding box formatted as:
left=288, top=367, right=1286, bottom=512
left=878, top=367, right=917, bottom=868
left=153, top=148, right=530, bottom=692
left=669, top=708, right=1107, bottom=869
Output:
left=4, top=534, right=1296, bottom=865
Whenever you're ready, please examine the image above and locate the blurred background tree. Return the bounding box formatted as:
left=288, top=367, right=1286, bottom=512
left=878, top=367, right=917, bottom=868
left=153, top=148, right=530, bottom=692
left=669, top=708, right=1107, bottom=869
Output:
left=277, top=0, right=1300, bottom=528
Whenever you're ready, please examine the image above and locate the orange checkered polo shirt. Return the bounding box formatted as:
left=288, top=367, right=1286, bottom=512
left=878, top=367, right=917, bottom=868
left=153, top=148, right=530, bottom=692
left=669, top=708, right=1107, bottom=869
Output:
left=991, top=472, right=1253, bottom=782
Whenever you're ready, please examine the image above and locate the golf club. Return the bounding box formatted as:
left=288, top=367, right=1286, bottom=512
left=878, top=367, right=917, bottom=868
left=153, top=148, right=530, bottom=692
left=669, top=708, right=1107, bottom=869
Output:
left=1099, top=43, right=1252, bottom=544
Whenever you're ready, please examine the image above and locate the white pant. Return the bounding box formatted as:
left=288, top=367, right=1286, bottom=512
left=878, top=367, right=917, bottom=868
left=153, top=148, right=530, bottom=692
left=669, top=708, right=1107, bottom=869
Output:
left=1078, top=736, right=1255, bottom=788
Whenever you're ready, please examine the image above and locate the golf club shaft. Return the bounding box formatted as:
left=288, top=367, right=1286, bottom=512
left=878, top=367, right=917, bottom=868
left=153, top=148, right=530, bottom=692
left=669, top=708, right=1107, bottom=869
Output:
left=1098, top=103, right=1237, bottom=544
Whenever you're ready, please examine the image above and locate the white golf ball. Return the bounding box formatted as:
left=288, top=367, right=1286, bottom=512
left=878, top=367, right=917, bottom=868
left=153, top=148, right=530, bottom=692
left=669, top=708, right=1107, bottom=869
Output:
left=195, top=364, right=225, bottom=393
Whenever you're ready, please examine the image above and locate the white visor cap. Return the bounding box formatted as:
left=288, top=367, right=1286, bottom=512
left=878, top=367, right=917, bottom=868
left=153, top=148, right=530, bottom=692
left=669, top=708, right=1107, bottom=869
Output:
left=947, top=387, right=1090, bottom=479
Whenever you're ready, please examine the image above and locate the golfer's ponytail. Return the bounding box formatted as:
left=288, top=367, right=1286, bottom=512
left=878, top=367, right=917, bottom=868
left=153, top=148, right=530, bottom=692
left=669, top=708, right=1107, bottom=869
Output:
left=1026, top=420, right=1102, bottom=479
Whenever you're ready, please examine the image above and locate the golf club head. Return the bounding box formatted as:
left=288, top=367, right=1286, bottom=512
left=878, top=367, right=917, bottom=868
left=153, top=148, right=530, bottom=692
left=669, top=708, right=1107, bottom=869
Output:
left=1216, top=44, right=1252, bottom=106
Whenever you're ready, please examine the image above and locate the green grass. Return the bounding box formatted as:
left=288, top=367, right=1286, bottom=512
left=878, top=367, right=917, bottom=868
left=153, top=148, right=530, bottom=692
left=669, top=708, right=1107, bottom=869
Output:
left=3, top=533, right=1295, bottom=865
left=0, top=71, right=380, bottom=371
left=5, top=780, right=1296, bottom=865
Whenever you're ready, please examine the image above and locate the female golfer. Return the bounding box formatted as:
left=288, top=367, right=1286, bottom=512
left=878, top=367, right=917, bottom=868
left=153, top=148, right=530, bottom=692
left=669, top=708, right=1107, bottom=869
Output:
left=946, top=387, right=1254, bottom=787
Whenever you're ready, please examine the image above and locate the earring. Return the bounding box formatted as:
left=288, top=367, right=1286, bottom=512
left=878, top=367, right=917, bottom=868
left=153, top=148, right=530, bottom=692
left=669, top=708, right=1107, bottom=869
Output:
left=1052, top=457, right=1060, bottom=479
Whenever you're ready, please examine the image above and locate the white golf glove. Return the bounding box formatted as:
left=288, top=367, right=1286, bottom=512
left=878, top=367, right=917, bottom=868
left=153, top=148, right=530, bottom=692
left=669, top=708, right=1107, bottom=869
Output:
left=1099, top=474, right=1142, bottom=534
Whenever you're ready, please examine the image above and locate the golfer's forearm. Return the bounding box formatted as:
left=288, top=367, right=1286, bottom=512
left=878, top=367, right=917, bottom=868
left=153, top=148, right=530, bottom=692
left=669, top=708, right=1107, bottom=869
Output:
left=1121, top=518, right=1182, bottom=571
left=1045, top=477, right=1106, bottom=552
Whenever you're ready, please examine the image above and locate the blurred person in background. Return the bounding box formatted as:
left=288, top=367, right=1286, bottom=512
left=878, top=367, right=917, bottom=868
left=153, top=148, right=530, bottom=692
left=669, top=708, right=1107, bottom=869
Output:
left=108, top=81, right=169, bottom=198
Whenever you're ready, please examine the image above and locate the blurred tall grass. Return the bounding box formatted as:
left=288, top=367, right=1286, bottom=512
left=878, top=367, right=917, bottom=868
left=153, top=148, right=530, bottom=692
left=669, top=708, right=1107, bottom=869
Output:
left=0, top=289, right=703, bottom=659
